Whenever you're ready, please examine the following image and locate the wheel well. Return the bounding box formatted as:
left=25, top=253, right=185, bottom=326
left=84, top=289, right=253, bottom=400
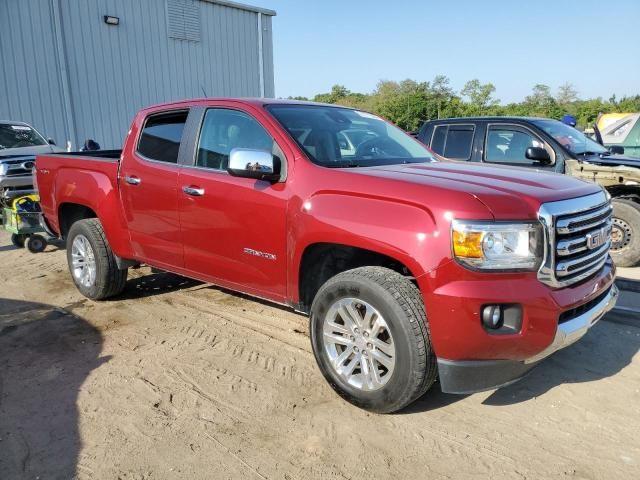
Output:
left=607, top=185, right=640, bottom=203
left=298, top=243, right=416, bottom=312
left=58, top=203, right=97, bottom=238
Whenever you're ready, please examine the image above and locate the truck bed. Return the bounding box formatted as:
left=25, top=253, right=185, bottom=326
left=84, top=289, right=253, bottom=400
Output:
left=46, top=149, right=122, bottom=161
left=35, top=151, right=122, bottom=236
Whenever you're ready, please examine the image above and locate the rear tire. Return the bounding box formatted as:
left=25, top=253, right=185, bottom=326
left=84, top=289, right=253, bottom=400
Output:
left=310, top=266, right=437, bottom=413
left=66, top=219, right=128, bottom=300
left=11, top=233, right=26, bottom=248
left=25, top=234, right=47, bottom=253
left=610, top=199, right=640, bottom=267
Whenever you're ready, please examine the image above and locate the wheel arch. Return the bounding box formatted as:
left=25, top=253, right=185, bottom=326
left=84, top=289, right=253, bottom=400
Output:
left=607, top=184, right=640, bottom=203
left=296, top=242, right=423, bottom=313
left=58, top=202, right=97, bottom=239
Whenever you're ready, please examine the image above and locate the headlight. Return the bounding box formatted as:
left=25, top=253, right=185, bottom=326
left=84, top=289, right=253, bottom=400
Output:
left=0, top=164, right=7, bottom=176
left=452, top=220, right=543, bottom=271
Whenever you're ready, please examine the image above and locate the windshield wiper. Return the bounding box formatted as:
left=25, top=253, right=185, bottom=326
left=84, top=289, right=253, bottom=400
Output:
left=323, top=161, right=360, bottom=168
left=577, top=151, right=606, bottom=157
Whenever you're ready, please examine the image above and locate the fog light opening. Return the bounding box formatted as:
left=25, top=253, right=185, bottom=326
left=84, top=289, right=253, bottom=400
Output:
left=482, top=305, right=504, bottom=329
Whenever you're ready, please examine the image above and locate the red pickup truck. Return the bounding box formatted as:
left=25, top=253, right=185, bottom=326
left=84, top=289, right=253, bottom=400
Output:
left=36, top=99, right=618, bottom=413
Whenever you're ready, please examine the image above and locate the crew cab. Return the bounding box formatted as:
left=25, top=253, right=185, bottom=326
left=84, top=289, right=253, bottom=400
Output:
left=36, top=99, right=618, bottom=413
left=417, top=117, right=640, bottom=267
left=0, top=120, right=62, bottom=206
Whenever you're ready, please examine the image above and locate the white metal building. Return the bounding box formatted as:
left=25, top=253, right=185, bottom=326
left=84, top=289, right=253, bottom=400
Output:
left=0, top=0, right=276, bottom=148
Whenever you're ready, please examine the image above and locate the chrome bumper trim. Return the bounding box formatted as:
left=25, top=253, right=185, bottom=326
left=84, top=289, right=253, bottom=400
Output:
left=524, top=284, right=619, bottom=364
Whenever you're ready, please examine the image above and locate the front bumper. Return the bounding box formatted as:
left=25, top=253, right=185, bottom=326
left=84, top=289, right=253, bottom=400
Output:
left=0, top=175, right=34, bottom=199
left=437, top=283, right=618, bottom=394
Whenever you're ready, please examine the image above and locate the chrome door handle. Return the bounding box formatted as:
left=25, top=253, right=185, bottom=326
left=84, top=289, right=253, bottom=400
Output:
left=182, top=186, right=205, bottom=196
left=124, top=176, right=141, bottom=185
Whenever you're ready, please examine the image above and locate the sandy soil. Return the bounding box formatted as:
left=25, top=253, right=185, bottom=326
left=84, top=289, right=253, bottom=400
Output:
left=0, top=229, right=639, bottom=480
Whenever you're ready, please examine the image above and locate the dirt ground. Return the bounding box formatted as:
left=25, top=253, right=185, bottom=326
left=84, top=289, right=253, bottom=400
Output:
left=0, top=229, right=639, bottom=480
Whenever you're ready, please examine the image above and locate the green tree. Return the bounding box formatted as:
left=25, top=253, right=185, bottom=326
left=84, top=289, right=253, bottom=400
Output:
left=556, top=82, right=579, bottom=105
left=296, top=77, right=638, bottom=132
left=313, top=84, right=350, bottom=104
left=431, top=75, right=454, bottom=119
left=461, top=79, right=498, bottom=115
left=524, top=84, right=563, bottom=118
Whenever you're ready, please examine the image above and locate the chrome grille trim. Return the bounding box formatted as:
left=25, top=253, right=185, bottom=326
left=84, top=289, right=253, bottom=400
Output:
left=556, top=204, right=612, bottom=234
left=556, top=241, right=611, bottom=276
left=537, top=190, right=611, bottom=288
left=556, top=222, right=613, bottom=256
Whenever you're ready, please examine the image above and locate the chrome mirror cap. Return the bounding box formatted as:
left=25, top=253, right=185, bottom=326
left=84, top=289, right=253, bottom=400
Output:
left=227, top=148, right=279, bottom=181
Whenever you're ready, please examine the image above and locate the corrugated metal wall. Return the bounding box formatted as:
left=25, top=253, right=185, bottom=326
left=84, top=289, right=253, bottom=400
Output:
left=0, top=0, right=275, bottom=149
left=0, top=1, right=69, bottom=149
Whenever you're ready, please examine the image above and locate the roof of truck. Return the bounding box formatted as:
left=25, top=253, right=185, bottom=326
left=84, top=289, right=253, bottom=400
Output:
left=424, top=116, right=554, bottom=123
left=141, top=97, right=354, bottom=111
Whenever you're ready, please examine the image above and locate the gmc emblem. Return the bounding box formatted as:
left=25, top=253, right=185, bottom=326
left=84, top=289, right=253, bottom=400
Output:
left=586, top=226, right=609, bottom=250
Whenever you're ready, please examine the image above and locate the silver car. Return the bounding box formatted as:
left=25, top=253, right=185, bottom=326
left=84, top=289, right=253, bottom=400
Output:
left=0, top=121, right=62, bottom=206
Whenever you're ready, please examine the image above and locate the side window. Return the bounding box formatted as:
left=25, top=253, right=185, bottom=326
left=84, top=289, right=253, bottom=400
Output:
left=485, top=127, right=539, bottom=164
left=443, top=125, right=474, bottom=160
left=137, top=110, right=188, bottom=163
left=431, top=125, right=447, bottom=154
left=196, top=109, right=274, bottom=170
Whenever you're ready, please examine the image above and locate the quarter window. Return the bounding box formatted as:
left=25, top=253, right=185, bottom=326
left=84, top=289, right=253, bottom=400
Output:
left=196, top=109, right=275, bottom=170
left=431, top=126, right=447, bottom=155
left=137, top=110, right=188, bottom=163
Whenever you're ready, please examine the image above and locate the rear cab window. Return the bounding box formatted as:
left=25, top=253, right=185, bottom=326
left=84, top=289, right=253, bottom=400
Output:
left=137, top=110, right=189, bottom=163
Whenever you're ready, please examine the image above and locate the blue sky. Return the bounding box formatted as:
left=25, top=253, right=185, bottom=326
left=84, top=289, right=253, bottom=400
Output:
left=253, top=0, right=640, bottom=102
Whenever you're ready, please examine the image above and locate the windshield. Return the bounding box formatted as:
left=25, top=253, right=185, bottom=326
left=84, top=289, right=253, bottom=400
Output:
left=0, top=123, right=47, bottom=150
left=266, top=105, right=434, bottom=167
left=531, top=119, right=608, bottom=155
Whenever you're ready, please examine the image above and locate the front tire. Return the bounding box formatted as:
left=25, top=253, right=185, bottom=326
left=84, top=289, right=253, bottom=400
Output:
left=610, top=199, right=640, bottom=267
left=66, top=219, right=128, bottom=300
left=310, top=267, right=437, bottom=413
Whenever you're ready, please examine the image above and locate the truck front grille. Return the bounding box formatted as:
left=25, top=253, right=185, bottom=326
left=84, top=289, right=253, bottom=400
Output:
left=538, top=191, right=612, bottom=288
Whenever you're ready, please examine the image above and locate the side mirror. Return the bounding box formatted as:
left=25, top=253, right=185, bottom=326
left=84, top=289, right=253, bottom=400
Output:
left=525, top=147, right=552, bottom=164
left=227, top=148, right=280, bottom=182
left=609, top=145, right=625, bottom=155
left=47, top=138, right=56, bottom=146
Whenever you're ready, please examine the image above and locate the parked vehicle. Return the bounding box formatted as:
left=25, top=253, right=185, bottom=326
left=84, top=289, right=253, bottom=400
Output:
left=417, top=117, right=640, bottom=267
left=0, top=121, right=62, bottom=207
left=37, top=99, right=618, bottom=413
left=596, top=113, right=640, bottom=159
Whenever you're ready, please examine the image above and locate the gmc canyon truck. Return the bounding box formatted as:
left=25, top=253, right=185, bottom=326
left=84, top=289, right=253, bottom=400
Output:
left=417, top=117, right=640, bottom=267
left=36, top=99, right=618, bottom=413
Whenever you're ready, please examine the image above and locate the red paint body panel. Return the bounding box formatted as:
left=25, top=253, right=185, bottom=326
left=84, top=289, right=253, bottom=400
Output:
left=36, top=98, right=611, bottom=365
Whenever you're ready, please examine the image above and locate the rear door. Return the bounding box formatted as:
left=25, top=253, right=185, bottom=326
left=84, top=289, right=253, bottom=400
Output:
left=177, top=106, right=289, bottom=300
left=119, top=109, right=189, bottom=268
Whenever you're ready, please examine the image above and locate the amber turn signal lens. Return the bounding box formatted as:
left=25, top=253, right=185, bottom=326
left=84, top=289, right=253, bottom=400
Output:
left=452, top=230, right=483, bottom=258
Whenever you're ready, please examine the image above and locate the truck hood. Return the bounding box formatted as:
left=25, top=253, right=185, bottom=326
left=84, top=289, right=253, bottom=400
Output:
left=579, top=152, right=640, bottom=169
left=355, top=161, right=601, bottom=220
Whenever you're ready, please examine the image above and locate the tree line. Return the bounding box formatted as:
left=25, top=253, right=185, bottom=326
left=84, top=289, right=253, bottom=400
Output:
left=289, top=77, right=640, bottom=132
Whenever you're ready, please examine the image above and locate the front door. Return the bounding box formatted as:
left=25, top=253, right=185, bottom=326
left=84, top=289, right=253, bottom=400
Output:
left=177, top=107, right=288, bottom=301
left=119, top=109, right=189, bottom=268
left=483, top=124, right=555, bottom=169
